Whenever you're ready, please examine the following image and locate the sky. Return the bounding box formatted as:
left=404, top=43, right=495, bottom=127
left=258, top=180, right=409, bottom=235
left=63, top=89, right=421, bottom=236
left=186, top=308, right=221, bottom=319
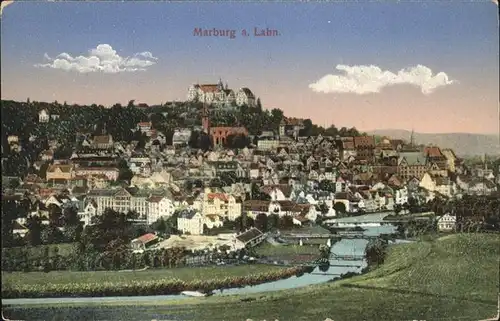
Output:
left=1, top=1, right=499, bottom=134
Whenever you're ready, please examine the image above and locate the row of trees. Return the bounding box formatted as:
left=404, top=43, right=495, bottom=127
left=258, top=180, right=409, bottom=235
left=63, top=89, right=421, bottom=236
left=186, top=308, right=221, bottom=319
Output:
left=2, top=209, right=185, bottom=272
left=365, top=238, right=389, bottom=267
left=1, top=243, right=188, bottom=272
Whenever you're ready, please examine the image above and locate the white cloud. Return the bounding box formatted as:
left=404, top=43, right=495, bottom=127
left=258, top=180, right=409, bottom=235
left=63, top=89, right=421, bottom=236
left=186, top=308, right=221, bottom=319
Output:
left=35, top=44, right=158, bottom=73
left=0, top=1, right=14, bottom=17
left=136, top=51, right=158, bottom=60
left=309, top=64, right=455, bottom=95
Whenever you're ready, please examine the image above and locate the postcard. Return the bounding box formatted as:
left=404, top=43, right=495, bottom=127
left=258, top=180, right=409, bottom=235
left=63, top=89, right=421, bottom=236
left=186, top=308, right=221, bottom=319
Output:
left=1, top=1, right=499, bottom=321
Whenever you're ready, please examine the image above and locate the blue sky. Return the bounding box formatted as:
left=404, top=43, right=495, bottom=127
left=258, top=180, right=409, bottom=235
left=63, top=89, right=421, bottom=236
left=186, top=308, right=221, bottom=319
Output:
left=1, top=1, right=498, bottom=133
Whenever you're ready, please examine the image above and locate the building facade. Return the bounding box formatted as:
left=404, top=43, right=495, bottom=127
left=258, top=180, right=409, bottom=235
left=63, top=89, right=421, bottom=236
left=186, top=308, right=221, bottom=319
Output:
left=187, top=79, right=256, bottom=107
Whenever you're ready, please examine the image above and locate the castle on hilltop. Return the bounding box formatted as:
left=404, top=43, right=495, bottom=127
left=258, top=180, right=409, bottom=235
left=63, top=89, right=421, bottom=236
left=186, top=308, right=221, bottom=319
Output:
left=187, top=79, right=256, bottom=107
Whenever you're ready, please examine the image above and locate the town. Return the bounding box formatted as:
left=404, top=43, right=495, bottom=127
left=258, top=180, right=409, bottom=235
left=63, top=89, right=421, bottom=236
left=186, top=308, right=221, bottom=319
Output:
left=2, top=0, right=499, bottom=319
left=2, top=80, right=500, bottom=319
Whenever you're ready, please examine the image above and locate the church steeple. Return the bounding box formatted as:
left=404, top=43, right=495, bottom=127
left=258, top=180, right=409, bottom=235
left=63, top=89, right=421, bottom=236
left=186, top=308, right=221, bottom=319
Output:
left=217, top=78, right=224, bottom=91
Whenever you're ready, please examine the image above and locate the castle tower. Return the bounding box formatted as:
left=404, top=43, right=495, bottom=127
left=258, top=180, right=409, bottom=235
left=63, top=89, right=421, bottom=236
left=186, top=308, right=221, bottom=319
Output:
left=202, top=103, right=210, bottom=134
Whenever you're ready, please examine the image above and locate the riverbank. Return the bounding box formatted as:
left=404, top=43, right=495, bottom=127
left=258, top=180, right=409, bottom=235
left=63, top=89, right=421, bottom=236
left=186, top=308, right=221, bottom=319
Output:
left=2, top=264, right=310, bottom=298
left=6, top=234, right=497, bottom=321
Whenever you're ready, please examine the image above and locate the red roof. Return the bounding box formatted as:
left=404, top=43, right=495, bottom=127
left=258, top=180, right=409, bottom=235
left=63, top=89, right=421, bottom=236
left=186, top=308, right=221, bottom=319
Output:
left=135, top=233, right=158, bottom=244
left=138, top=122, right=152, bottom=127
left=207, top=193, right=228, bottom=202
left=424, top=146, right=443, bottom=158
left=199, top=84, right=219, bottom=93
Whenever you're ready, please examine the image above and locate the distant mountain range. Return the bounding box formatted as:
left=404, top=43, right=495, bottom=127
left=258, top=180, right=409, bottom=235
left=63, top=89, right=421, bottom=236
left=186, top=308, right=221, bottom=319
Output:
left=367, top=129, right=500, bottom=157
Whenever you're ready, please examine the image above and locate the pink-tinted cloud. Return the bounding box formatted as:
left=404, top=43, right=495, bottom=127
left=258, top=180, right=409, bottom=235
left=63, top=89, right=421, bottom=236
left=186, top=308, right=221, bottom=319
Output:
left=309, top=64, right=455, bottom=95
left=35, top=44, right=158, bottom=73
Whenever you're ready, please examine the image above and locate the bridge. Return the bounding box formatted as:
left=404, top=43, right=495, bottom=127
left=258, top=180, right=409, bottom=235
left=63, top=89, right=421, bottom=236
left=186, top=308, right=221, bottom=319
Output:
left=310, top=272, right=342, bottom=276
left=281, top=233, right=336, bottom=239
left=282, top=233, right=378, bottom=240
left=329, top=263, right=363, bottom=268
left=330, top=254, right=365, bottom=261
left=335, top=234, right=378, bottom=239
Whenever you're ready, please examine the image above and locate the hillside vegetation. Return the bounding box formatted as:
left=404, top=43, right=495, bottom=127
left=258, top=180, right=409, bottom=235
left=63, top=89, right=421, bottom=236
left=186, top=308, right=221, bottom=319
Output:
left=5, top=234, right=498, bottom=321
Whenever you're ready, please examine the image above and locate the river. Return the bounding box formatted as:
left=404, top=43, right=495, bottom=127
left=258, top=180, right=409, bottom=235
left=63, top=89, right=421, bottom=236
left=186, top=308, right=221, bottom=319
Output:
left=3, top=212, right=404, bottom=306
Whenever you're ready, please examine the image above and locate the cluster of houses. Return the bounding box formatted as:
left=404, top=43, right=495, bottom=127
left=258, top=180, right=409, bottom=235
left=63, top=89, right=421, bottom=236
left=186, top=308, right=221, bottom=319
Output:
left=4, top=111, right=500, bottom=245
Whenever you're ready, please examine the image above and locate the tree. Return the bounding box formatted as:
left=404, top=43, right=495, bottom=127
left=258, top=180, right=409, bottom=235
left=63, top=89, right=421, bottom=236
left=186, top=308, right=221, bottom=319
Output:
left=318, top=203, right=329, bottom=215
left=38, top=162, right=50, bottom=180
left=8, top=179, right=21, bottom=189
left=225, top=134, right=250, bottom=149
left=267, top=213, right=279, bottom=231
left=25, top=215, right=43, bottom=246
left=270, top=108, right=284, bottom=129
left=365, top=238, right=388, bottom=267
left=251, top=183, right=270, bottom=201
left=117, top=159, right=134, bottom=182
left=235, top=212, right=254, bottom=231
left=48, top=204, right=63, bottom=226
left=41, top=224, right=64, bottom=245
left=151, top=218, right=167, bottom=235
left=132, top=131, right=147, bottom=150
left=333, top=202, right=347, bottom=215
left=199, top=132, right=212, bottom=151
left=300, top=119, right=313, bottom=137
left=318, top=180, right=335, bottom=192
left=150, top=113, right=166, bottom=132
left=220, top=172, right=237, bottom=187
left=278, top=216, right=294, bottom=230
left=188, top=130, right=201, bottom=149
left=255, top=213, right=268, bottom=232
left=62, top=206, right=83, bottom=242
left=256, top=98, right=262, bottom=111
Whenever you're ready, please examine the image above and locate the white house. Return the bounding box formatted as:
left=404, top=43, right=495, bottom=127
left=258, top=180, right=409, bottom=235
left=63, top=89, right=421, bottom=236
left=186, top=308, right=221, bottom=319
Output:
left=78, top=200, right=98, bottom=227
left=394, top=187, right=409, bottom=205
left=235, top=88, right=256, bottom=107
left=13, top=221, right=29, bottom=237
left=39, top=109, right=50, bottom=123
left=172, top=129, right=192, bottom=146
left=147, top=196, right=176, bottom=225
left=437, top=213, right=456, bottom=232
left=261, top=185, right=289, bottom=201
left=202, top=191, right=242, bottom=221
left=257, top=139, right=279, bottom=150
left=177, top=209, right=204, bottom=235
left=419, top=172, right=455, bottom=198
left=336, top=177, right=348, bottom=193
left=136, top=122, right=154, bottom=136
left=204, top=214, right=224, bottom=230
left=324, top=205, right=336, bottom=217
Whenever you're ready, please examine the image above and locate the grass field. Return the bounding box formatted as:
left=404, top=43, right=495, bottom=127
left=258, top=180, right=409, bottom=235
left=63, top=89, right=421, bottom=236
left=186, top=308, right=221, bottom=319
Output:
left=1, top=264, right=286, bottom=288
left=4, top=234, right=499, bottom=321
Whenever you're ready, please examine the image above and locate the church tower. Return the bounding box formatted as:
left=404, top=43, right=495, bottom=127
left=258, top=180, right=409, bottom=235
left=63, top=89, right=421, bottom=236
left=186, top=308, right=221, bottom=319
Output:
left=217, top=78, right=224, bottom=91
left=202, top=103, right=210, bottom=134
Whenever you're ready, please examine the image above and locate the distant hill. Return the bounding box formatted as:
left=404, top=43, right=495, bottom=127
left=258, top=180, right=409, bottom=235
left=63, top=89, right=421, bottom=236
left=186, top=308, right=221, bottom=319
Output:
left=367, top=129, right=500, bottom=157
